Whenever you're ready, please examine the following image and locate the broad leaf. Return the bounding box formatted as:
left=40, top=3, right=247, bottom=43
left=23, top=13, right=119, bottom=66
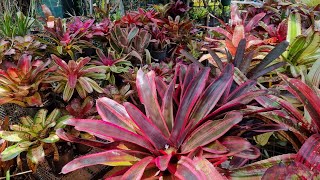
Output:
left=121, top=156, right=153, bottom=180
left=136, top=69, right=170, bottom=137
left=181, top=112, right=243, bottom=153
left=63, top=119, right=154, bottom=151
left=61, top=150, right=141, bottom=174
left=295, top=134, right=320, bottom=172
left=230, top=154, right=296, bottom=177
left=124, top=102, right=171, bottom=150
left=171, top=67, right=210, bottom=145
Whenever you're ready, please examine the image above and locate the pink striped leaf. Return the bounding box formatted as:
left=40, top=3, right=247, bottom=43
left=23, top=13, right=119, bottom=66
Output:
left=181, top=112, right=243, bottom=153
left=96, top=97, right=136, bottom=132
left=121, top=156, right=154, bottom=180
left=295, top=134, right=320, bottom=172
left=64, top=119, right=154, bottom=151
left=136, top=69, right=170, bottom=137
left=124, top=102, right=171, bottom=150
left=170, top=67, right=210, bottom=146
left=61, top=150, right=141, bottom=174
left=280, top=74, right=320, bottom=131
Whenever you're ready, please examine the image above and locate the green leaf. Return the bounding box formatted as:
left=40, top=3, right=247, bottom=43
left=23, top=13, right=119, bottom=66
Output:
left=287, top=13, right=301, bottom=44
left=0, top=131, right=31, bottom=142
left=55, top=115, right=72, bottom=129
left=128, top=27, right=139, bottom=43
left=254, top=132, right=273, bottom=146
left=83, top=77, right=103, bottom=93
left=46, top=109, right=61, bottom=126
left=57, top=46, right=63, bottom=55
left=63, top=82, right=75, bottom=102
left=34, top=109, right=48, bottom=125
left=27, top=145, right=45, bottom=164
left=0, top=141, right=34, bottom=161
left=20, top=116, right=33, bottom=126
left=41, top=134, right=60, bottom=143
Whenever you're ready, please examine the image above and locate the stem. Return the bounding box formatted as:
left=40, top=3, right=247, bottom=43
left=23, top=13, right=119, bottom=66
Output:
left=0, top=170, right=32, bottom=180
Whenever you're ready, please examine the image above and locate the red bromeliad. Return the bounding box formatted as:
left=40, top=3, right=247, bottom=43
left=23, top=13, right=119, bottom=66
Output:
left=55, top=62, right=278, bottom=178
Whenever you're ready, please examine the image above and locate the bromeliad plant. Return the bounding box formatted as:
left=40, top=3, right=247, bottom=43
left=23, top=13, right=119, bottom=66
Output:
left=231, top=75, right=320, bottom=179
left=55, top=62, right=275, bottom=178
left=0, top=54, right=55, bottom=107
left=110, top=24, right=151, bottom=63
left=92, top=48, right=132, bottom=85
left=282, top=12, right=320, bottom=77
left=45, top=55, right=106, bottom=102
left=0, top=109, right=71, bottom=171
left=206, top=5, right=271, bottom=56
left=10, top=35, right=47, bottom=60
left=39, top=18, right=94, bottom=59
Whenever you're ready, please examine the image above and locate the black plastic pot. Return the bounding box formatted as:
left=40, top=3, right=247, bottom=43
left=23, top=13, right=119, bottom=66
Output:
left=49, top=142, right=74, bottom=174
left=221, top=0, right=231, bottom=6
left=150, top=48, right=167, bottom=62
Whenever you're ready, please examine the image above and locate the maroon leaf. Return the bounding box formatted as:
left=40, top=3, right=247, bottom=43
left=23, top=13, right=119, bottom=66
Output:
left=64, top=119, right=154, bottom=151
left=162, top=77, right=176, bottom=131
left=124, top=102, right=171, bottom=150
left=181, top=112, right=243, bottom=153
left=230, top=154, right=296, bottom=177
left=261, top=162, right=289, bottom=180
left=96, top=98, right=136, bottom=132
left=189, top=64, right=234, bottom=128
left=136, top=69, right=170, bottom=137
left=280, top=74, right=320, bottom=131
left=155, top=154, right=172, bottom=171
left=296, top=134, right=320, bottom=172
left=171, top=67, right=210, bottom=146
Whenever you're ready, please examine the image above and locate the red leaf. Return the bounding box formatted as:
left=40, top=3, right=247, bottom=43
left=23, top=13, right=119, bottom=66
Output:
left=61, top=150, right=140, bottom=174
left=51, top=54, right=69, bottom=72
left=136, top=69, right=170, bottom=137
left=121, top=156, right=153, bottom=180
left=96, top=98, right=136, bottom=132
left=124, top=102, right=171, bottom=150
left=17, top=54, right=32, bottom=75
left=155, top=154, right=172, bottom=171
left=171, top=67, right=210, bottom=146
left=181, top=112, right=243, bottom=153
left=280, top=74, right=320, bottom=132
left=64, top=119, right=155, bottom=151
left=296, top=134, right=320, bottom=172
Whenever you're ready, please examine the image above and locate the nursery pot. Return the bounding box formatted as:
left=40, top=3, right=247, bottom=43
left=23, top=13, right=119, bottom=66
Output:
left=150, top=47, right=167, bottom=62
left=51, top=142, right=74, bottom=174
left=221, top=0, right=231, bottom=6
left=83, top=48, right=96, bottom=56
left=75, top=143, right=92, bottom=155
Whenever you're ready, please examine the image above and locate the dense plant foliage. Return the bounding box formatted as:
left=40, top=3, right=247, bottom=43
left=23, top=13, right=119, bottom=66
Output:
left=0, top=0, right=318, bottom=179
